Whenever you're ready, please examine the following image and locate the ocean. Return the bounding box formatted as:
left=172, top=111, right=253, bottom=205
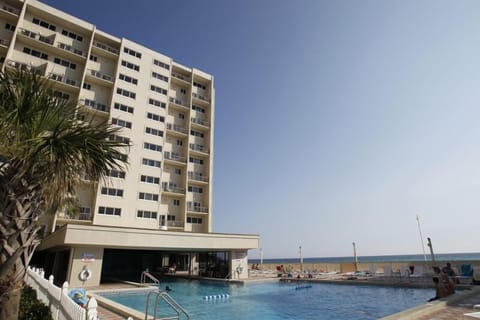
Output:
left=250, top=252, right=480, bottom=264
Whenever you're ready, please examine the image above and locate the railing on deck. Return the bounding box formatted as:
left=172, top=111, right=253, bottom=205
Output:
left=26, top=267, right=98, bottom=320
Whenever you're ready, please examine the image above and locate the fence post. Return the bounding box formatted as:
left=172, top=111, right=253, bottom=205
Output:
left=86, top=297, right=98, bottom=320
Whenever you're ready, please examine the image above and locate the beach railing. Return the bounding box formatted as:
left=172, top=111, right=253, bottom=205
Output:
left=26, top=267, right=98, bottom=320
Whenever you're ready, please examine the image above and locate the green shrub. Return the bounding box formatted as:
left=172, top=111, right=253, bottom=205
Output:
left=19, top=286, right=52, bottom=320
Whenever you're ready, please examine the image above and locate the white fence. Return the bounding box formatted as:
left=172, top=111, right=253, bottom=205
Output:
left=25, top=267, right=98, bottom=320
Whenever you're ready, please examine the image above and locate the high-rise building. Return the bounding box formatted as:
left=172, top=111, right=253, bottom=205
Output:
left=0, top=0, right=258, bottom=286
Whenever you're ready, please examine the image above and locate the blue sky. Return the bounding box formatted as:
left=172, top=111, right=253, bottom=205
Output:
left=43, top=0, right=480, bottom=259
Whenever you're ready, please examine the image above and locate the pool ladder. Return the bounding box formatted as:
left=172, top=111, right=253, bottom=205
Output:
left=141, top=271, right=159, bottom=285
left=145, top=291, right=190, bottom=320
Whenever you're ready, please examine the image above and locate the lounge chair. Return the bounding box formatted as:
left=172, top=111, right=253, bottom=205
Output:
left=473, top=266, right=480, bottom=284
left=411, top=265, right=426, bottom=277
left=455, top=264, right=474, bottom=284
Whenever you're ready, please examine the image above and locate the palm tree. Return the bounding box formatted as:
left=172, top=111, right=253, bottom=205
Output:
left=0, top=69, right=129, bottom=319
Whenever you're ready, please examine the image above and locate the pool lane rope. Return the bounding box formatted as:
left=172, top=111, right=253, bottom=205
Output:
left=203, top=294, right=230, bottom=300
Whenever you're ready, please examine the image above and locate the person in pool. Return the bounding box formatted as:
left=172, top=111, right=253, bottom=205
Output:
left=165, top=285, right=172, bottom=292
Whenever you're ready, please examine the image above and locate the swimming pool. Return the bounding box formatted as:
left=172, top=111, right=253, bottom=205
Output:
left=98, top=279, right=432, bottom=319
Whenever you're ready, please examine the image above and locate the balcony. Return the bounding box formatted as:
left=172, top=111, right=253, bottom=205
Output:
left=57, top=211, right=92, bottom=222
left=164, top=151, right=187, bottom=163
left=171, top=72, right=190, bottom=83
left=191, top=117, right=210, bottom=128
left=92, top=40, right=119, bottom=56
left=187, top=202, right=208, bottom=213
left=162, top=182, right=185, bottom=194
left=6, top=60, right=46, bottom=75
left=166, top=123, right=188, bottom=136
left=57, top=42, right=86, bottom=57
left=192, top=92, right=210, bottom=103
left=49, top=73, right=80, bottom=89
left=19, top=28, right=55, bottom=45
left=189, top=143, right=209, bottom=154
left=80, top=98, right=110, bottom=115
left=85, top=69, right=113, bottom=86
left=0, top=38, right=9, bottom=47
left=188, top=171, right=208, bottom=183
left=169, top=97, right=188, bottom=109
left=0, top=3, right=20, bottom=15
left=160, top=219, right=185, bottom=229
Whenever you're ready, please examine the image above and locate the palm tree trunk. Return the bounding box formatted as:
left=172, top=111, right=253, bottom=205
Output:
left=0, top=162, right=43, bottom=320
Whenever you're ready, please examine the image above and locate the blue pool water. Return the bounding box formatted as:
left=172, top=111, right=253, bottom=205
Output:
left=99, top=279, right=432, bottom=320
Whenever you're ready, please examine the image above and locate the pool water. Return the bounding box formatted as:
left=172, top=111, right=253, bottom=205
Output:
left=99, top=279, right=432, bottom=320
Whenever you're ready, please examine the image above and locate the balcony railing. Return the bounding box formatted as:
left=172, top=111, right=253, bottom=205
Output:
left=166, top=123, right=188, bottom=135
left=0, top=38, right=10, bottom=47
left=6, top=60, right=45, bottom=75
left=171, top=72, right=190, bottom=83
left=1, top=3, right=20, bottom=15
left=92, top=40, right=118, bottom=55
left=162, top=183, right=185, bottom=194
left=57, top=42, right=85, bottom=57
left=192, top=92, right=210, bottom=103
left=164, top=151, right=187, bottom=163
left=187, top=202, right=208, bottom=213
left=191, top=117, right=209, bottom=127
left=49, top=73, right=79, bottom=87
left=188, top=171, right=208, bottom=182
left=19, top=28, right=54, bottom=45
left=189, top=143, right=209, bottom=154
left=169, top=97, right=187, bottom=107
left=58, top=211, right=92, bottom=221
left=80, top=99, right=109, bottom=113
left=87, top=69, right=113, bottom=82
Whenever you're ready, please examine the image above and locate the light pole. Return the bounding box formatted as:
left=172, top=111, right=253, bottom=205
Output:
left=416, top=215, right=427, bottom=262
left=260, top=248, right=263, bottom=266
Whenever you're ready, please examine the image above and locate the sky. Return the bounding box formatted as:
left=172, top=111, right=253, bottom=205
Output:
left=42, top=0, right=480, bottom=259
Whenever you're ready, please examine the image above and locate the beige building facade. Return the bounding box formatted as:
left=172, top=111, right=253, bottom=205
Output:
left=0, top=0, right=259, bottom=286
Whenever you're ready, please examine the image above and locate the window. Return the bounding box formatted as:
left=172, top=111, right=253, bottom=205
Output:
left=188, top=186, right=203, bottom=193
left=149, top=98, right=166, bottom=109
left=98, top=206, right=121, bottom=216
left=190, top=130, right=204, bottom=138
left=152, top=71, right=168, bottom=82
left=187, top=217, right=202, bottom=224
left=112, top=118, right=132, bottom=129
left=124, top=47, right=142, bottom=58
left=153, top=59, right=170, bottom=70
left=121, top=60, right=140, bottom=71
left=180, top=88, right=187, bottom=95
left=150, top=85, right=167, bottom=95
left=142, top=158, right=161, bottom=168
left=137, top=210, right=157, bottom=219
left=116, top=153, right=128, bottom=161
left=173, top=199, right=180, bottom=206
left=147, top=112, right=164, bottom=123
left=22, top=47, right=48, bottom=60
left=139, top=192, right=159, bottom=201
left=189, top=157, right=204, bottom=165
left=175, top=168, right=181, bottom=175
left=5, top=23, right=15, bottom=31
left=53, top=57, right=76, bottom=69
left=108, top=169, right=126, bottom=179
left=145, top=127, right=163, bottom=137
left=192, top=105, right=205, bottom=113
left=114, top=102, right=134, bottom=114
left=193, top=81, right=207, bottom=90
left=53, top=91, right=69, bottom=100
left=140, top=175, right=160, bottom=184
left=119, top=73, right=138, bottom=85
left=143, top=142, right=162, bottom=152
left=176, top=140, right=183, bottom=146
left=89, top=55, right=98, bottom=62
left=116, top=88, right=136, bottom=99
left=83, top=83, right=91, bottom=90
left=101, top=187, right=124, bottom=197
left=32, top=17, right=56, bottom=31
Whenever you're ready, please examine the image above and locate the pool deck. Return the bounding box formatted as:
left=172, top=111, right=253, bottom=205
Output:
left=88, top=275, right=480, bottom=320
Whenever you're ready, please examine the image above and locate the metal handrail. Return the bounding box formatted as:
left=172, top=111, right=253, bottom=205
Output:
left=141, top=271, right=159, bottom=285
left=145, top=290, right=190, bottom=320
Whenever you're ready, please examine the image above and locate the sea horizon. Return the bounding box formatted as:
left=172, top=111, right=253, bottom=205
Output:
left=250, top=252, right=480, bottom=264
